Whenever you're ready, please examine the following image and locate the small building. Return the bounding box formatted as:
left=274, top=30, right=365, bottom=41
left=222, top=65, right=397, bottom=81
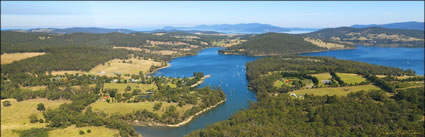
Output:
left=322, top=80, right=332, bottom=84
left=112, top=79, right=119, bottom=83
left=289, top=93, right=297, bottom=97
left=130, top=79, right=138, bottom=82
left=100, top=71, right=106, bottom=74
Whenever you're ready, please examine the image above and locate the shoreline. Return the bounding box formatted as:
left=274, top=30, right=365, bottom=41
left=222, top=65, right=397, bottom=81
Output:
left=130, top=98, right=226, bottom=127
left=149, top=63, right=171, bottom=74
left=191, top=75, right=211, bottom=87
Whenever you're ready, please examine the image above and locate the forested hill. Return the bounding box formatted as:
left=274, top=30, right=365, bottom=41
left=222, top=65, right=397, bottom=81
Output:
left=187, top=56, right=424, bottom=137
left=218, top=33, right=327, bottom=56
left=351, top=21, right=424, bottom=30
left=303, top=27, right=425, bottom=47
left=12, top=27, right=136, bottom=34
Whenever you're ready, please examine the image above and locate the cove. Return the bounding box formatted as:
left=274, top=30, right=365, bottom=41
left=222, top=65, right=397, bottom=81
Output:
left=135, top=47, right=260, bottom=137
left=301, top=46, right=425, bottom=75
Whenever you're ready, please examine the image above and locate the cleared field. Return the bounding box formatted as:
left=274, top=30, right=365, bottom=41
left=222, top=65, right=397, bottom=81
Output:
left=48, top=125, right=119, bottom=137
left=311, top=73, right=332, bottom=87
left=90, top=101, right=193, bottom=116
left=21, top=85, right=47, bottom=91
left=336, top=73, right=367, bottom=84
left=304, top=37, right=345, bottom=49
left=89, top=57, right=161, bottom=77
left=51, top=71, right=84, bottom=75
left=113, top=46, right=143, bottom=51
left=290, top=84, right=380, bottom=96
left=1, top=98, right=71, bottom=137
left=104, top=83, right=157, bottom=94
left=1, top=52, right=45, bottom=64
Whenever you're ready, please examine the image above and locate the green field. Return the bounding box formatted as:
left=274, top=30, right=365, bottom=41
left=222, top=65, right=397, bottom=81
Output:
left=274, top=77, right=313, bottom=88
left=290, top=84, right=380, bottom=96
left=336, top=73, right=367, bottom=84
left=311, top=73, right=332, bottom=87
left=90, top=101, right=193, bottom=116
left=104, top=83, right=157, bottom=94
left=1, top=98, right=71, bottom=137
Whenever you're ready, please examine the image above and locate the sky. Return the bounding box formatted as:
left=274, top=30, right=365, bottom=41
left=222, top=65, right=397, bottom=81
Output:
left=1, top=1, right=424, bottom=30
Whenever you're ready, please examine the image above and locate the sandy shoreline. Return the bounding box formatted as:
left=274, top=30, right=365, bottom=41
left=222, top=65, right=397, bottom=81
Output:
left=130, top=98, right=226, bottom=127
left=190, top=75, right=211, bottom=87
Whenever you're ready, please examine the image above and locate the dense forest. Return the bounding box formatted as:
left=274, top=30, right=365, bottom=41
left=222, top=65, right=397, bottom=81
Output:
left=219, top=33, right=326, bottom=56
left=187, top=56, right=424, bottom=137
left=303, top=27, right=425, bottom=47
left=187, top=87, right=424, bottom=137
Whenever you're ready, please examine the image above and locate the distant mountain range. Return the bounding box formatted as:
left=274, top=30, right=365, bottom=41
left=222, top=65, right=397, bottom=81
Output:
left=13, top=27, right=135, bottom=34
left=162, top=23, right=318, bottom=34
left=351, top=21, right=424, bottom=30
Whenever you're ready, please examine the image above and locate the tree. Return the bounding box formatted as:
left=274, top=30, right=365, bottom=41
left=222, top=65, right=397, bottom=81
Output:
left=3, top=100, right=11, bottom=107
left=79, top=130, right=85, bottom=135
left=87, top=129, right=91, bottom=133
left=37, top=103, right=45, bottom=111
left=125, top=86, right=132, bottom=92
left=153, top=102, right=162, bottom=111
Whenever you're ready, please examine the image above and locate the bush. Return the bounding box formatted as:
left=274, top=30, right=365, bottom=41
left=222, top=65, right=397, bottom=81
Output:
left=37, top=103, right=45, bottom=111
left=3, top=100, right=11, bottom=107
left=87, top=129, right=91, bottom=133
left=29, top=114, right=38, bottom=123
left=39, top=119, right=44, bottom=123
left=79, top=130, right=85, bottom=135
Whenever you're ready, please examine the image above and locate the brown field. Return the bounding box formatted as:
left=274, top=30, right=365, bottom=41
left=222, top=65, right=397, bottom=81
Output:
left=113, top=46, right=143, bottom=51
left=90, top=101, right=193, bottom=116
left=1, top=98, right=71, bottom=137
left=304, top=37, right=345, bottom=49
left=1, top=52, right=46, bottom=64
left=48, top=125, right=120, bottom=137
left=89, top=57, right=162, bottom=77
left=51, top=71, right=84, bottom=75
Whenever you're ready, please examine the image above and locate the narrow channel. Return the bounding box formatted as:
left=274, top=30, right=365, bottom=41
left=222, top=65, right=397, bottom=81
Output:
left=135, top=47, right=260, bottom=137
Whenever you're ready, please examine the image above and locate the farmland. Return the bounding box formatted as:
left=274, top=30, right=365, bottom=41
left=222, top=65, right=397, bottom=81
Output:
left=1, top=52, right=45, bottom=64
left=1, top=98, right=71, bottom=137
left=290, top=84, right=380, bottom=96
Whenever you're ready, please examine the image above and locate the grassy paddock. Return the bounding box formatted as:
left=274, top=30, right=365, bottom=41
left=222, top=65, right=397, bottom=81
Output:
left=1, top=52, right=46, bottom=64
left=290, top=84, right=380, bottom=96
left=336, top=73, right=367, bottom=84
left=104, top=83, right=157, bottom=94
left=89, top=57, right=161, bottom=77
left=90, top=101, right=193, bottom=116
left=1, top=98, right=71, bottom=137
left=311, top=73, right=332, bottom=87
left=48, top=125, right=119, bottom=137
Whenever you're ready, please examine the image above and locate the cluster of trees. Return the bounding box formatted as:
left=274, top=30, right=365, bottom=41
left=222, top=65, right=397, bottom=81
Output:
left=219, top=33, right=326, bottom=56
left=187, top=87, right=424, bottom=137
left=118, top=86, right=225, bottom=125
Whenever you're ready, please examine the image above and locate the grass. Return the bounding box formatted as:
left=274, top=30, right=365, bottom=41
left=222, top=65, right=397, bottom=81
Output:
left=1, top=52, right=46, bottom=64
left=21, top=86, right=47, bottom=91
left=89, top=57, right=161, bottom=77
left=90, top=101, right=193, bottom=116
left=48, top=125, right=119, bottom=137
left=104, top=83, right=157, bottom=94
left=1, top=98, right=71, bottom=137
left=304, top=37, right=345, bottom=49
left=336, top=73, right=367, bottom=84
left=311, top=73, right=332, bottom=87
left=290, top=84, right=380, bottom=96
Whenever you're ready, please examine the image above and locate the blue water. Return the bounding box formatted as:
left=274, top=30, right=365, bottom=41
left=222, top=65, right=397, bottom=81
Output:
left=302, top=46, right=424, bottom=75
left=135, top=47, right=259, bottom=137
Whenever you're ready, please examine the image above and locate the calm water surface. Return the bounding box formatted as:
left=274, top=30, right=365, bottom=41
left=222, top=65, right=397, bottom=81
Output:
left=135, top=47, right=259, bottom=137
left=136, top=46, right=424, bottom=137
left=302, top=46, right=424, bottom=75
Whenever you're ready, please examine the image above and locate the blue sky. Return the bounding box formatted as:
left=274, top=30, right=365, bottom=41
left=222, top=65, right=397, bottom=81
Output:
left=1, top=1, right=424, bottom=30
